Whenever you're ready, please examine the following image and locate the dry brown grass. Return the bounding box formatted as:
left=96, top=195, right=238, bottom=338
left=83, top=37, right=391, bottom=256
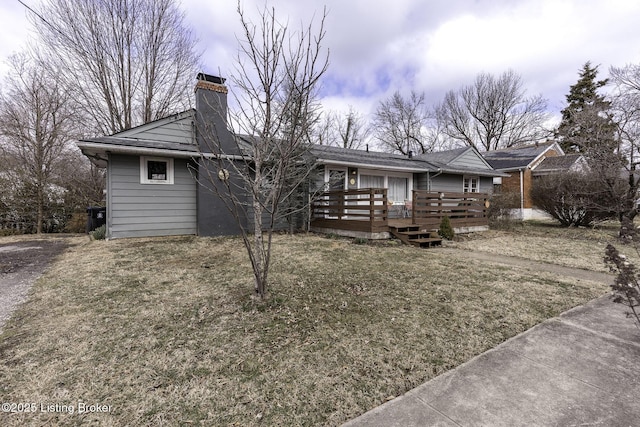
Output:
left=0, top=225, right=613, bottom=426
left=450, top=221, right=632, bottom=272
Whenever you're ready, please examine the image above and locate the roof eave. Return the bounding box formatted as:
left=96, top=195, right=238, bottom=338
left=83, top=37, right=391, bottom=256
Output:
left=77, top=140, right=198, bottom=159
left=76, top=140, right=249, bottom=165
left=438, top=167, right=510, bottom=177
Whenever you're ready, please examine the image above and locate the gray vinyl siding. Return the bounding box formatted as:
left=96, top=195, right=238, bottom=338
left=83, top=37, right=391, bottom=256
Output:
left=414, top=173, right=428, bottom=190
left=480, top=176, right=494, bottom=194
left=107, top=154, right=196, bottom=238
left=429, top=174, right=494, bottom=194
left=450, top=149, right=492, bottom=170
left=430, top=173, right=464, bottom=192
left=116, top=112, right=195, bottom=145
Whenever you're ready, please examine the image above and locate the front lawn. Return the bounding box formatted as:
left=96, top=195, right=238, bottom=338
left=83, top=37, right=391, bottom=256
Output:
left=0, top=225, right=613, bottom=426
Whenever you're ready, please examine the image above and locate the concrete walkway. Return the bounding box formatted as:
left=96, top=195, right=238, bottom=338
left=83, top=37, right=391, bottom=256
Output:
left=343, top=286, right=640, bottom=426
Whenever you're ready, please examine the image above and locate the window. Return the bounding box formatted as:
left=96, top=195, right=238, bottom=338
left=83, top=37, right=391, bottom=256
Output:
left=140, top=157, right=174, bottom=184
left=492, top=176, right=502, bottom=193
left=360, top=174, right=384, bottom=189
left=388, top=177, right=409, bottom=203
left=328, top=169, right=346, bottom=190
left=463, top=176, right=479, bottom=193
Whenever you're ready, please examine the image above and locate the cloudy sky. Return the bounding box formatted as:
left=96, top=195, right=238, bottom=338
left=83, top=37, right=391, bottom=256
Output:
left=2, top=0, right=640, bottom=123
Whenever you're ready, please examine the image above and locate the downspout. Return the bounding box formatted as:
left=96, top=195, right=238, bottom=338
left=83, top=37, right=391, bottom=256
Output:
left=519, top=168, right=525, bottom=220
left=106, top=152, right=112, bottom=239
left=428, top=169, right=443, bottom=191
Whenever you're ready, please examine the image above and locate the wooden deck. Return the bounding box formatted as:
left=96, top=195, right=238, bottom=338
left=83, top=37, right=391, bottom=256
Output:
left=310, top=189, right=490, bottom=244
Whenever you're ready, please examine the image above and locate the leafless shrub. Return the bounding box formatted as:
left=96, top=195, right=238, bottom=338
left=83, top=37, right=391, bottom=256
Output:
left=604, top=244, right=640, bottom=329
left=487, top=191, right=521, bottom=229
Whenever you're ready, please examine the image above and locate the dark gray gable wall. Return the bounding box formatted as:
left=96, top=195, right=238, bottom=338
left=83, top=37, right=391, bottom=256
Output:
left=195, top=158, right=248, bottom=236
left=107, top=154, right=197, bottom=238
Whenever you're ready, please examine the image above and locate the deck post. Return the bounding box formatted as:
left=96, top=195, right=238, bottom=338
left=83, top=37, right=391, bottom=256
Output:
left=369, top=188, right=374, bottom=227
left=412, top=190, right=417, bottom=225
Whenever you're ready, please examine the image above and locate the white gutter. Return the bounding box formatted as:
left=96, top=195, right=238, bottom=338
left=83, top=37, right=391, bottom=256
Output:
left=427, top=169, right=444, bottom=191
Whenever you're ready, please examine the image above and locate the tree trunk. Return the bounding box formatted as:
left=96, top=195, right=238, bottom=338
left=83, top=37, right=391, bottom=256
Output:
left=36, top=183, right=44, bottom=234
left=619, top=209, right=637, bottom=244
left=253, top=196, right=266, bottom=298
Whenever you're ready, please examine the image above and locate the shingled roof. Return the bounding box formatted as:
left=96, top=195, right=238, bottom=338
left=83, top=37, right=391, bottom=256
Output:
left=313, top=145, right=506, bottom=177
left=311, top=144, right=436, bottom=172
left=532, top=154, right=585, bottom=175
left=483, top=142, right=560, bottom=170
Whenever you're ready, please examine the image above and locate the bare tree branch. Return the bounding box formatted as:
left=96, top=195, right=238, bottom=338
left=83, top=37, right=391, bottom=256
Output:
left=0, top=53, right=78, bottom=233
left=29, top=0, right=201, bottom=135
left=437, top=70, right=551, bottom=151
left=197, top=3, right=329, bottom=298
left=372, top=90, right=435, bottom=154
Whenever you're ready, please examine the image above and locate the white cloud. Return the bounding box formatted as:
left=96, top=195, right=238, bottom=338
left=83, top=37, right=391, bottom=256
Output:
left=2, top=0, right=640, bottom=122
left=0, top=3, right=33, bottom=75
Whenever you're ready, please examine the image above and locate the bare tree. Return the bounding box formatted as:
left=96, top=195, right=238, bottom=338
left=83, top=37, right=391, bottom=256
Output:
left=310, top=111, right=333, bottom=146
left=28, top=0, right=201, bottom=134
left=436, top=70, right=550, bottom=151
left=372, top=90, right=434, bottom=155
left=0, top=54, right=77, bottom=234
left=314, top=107, right=369, bottom=149
left=608, top=64, right=640, bottom=241
left=197, top=3, right=328, bottom=298
left=611, top=64, right=640, bottom=165
left=333, top=107, right=369, bottom=149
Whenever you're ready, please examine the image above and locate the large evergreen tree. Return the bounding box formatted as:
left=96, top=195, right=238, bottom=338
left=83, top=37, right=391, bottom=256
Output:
left=557, top=62, right=617, bottom=155
left=553, top=62, right=640, bottom=242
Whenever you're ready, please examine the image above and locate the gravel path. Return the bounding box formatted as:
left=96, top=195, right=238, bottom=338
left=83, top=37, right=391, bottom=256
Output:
left=0, top=240, right=68, bottom=333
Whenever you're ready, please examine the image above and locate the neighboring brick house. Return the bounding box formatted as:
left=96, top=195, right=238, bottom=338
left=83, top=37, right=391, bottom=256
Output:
left=483, top=142, right=565, bottom=220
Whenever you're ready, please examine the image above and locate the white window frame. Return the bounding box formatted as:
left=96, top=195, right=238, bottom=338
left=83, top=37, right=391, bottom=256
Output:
left=358, top=169, right=413, bottom=205
left=140, top=156, right=174, bottom=185
left=387, top=176, right=410, bottom=204
left=324, top=167, right=347, bottom=191
left=463, top=176, right=479, bottom=193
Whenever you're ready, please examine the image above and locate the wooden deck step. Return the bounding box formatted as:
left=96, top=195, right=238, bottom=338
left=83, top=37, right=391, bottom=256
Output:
left=407, top=237, right=442, bottom=248
left=398, top=230, right=432, bottom=237
left=388, top=226, right=442, bottom=248
left=390, top=225, right=420, bottom=233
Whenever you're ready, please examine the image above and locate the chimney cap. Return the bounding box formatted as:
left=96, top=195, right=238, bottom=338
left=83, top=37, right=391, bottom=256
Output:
left=197, top=73, right=226, bottom=84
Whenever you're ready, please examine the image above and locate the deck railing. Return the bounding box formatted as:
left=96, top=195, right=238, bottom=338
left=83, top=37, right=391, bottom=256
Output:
left=310, top=188, right=388, bottom=233
left=310, top=189, right=490, bottom=234
left=412, top=191, right=490, bottom=229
